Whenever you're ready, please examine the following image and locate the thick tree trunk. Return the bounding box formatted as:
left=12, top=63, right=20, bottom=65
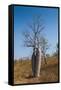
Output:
left=35, top=48, right=41, bottom=77
left=32, top=48, right=42, bottom=77
left=32, top=52, right=36, bottom=77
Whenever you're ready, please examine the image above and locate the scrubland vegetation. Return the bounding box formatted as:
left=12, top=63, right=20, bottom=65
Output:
left=14, top=55, right=59, bottom=84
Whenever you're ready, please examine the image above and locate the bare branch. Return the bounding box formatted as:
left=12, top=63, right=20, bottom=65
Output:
left=22, top=15, right=46, bottom=50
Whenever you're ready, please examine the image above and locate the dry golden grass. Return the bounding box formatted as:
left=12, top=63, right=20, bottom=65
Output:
left=14, top=56, right=59, bottom=84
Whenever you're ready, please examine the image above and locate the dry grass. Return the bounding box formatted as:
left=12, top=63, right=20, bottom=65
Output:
left=14, top=56, right=59, bottom=84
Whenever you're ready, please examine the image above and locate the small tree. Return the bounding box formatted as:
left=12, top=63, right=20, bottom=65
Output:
left=46, top=54, right=50, bottom=58
left=56, top=43, right=58, bottom=56
left=53, top=43, right=58, bottom=57
left=40, top=36, right=49, bottom=64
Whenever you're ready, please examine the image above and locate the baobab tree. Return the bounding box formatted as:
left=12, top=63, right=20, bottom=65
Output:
left=22, top=15, right=48, bottom=77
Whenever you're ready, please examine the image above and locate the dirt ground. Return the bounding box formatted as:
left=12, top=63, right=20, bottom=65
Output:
left=14, top=56, right=59, bottom=84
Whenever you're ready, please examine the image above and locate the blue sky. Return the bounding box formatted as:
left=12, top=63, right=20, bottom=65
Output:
left=14, top=6, right=58, bottom=59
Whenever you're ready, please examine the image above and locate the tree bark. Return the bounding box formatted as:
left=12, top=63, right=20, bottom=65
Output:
left=32, top=48, right=42, bottom=77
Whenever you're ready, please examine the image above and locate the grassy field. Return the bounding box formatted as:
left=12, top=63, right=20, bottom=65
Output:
left=14, top=56, right=59, bottom=84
